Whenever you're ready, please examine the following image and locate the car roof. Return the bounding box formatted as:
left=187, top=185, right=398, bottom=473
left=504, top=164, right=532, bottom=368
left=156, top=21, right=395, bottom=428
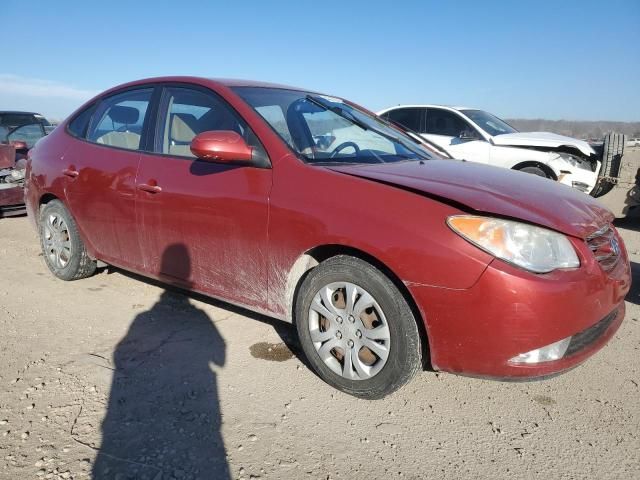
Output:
left=102, top=76, right=309, bottom=94
left=211, top=78, right=306, bottom=90
left=0, top=111, right=43, bottom=115
left=378, top=105, right=475, bottom=114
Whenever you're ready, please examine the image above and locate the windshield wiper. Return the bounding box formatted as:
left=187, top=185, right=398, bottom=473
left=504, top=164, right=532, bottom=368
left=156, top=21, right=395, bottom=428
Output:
left=305, top=95, right=370, bottom=132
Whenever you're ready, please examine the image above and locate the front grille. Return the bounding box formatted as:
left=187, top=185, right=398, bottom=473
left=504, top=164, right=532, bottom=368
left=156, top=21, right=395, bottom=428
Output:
left=586, top=225, right=620, bottom=272
left=565, top=310, right=617, bottom=357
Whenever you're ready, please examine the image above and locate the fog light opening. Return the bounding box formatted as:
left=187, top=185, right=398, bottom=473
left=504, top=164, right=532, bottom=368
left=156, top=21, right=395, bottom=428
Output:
left=509, top=337, right=572, bottom=364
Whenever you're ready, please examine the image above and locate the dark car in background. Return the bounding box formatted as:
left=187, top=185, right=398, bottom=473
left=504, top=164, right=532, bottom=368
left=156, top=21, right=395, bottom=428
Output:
left=1, top=122, right=48, bottom=217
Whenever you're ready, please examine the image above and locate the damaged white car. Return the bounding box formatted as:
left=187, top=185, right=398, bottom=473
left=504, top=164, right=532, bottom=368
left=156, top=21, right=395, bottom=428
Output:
left=378, top=105, right=600, bottom=194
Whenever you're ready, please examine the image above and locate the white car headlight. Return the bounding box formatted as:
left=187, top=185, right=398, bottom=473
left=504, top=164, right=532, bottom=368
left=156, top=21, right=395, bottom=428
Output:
left=447, top=215, right=580, bottom=273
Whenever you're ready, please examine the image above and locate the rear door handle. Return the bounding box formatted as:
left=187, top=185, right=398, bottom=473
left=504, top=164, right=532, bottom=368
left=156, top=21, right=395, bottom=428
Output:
left=138, top=183, right=162, bottom=194
left=62, top=167, right=79, bottom=178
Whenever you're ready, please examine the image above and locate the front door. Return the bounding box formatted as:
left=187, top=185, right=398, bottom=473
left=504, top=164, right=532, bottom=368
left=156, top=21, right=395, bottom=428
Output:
left=136, top=85, right=272, bottom=308
left=64, top=88, right=154, bottom=269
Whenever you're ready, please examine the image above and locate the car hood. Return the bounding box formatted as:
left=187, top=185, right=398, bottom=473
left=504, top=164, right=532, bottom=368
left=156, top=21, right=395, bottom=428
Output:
left=491, top=132, right=595, bottom=157
left=327, top=160, right=613, bottom=238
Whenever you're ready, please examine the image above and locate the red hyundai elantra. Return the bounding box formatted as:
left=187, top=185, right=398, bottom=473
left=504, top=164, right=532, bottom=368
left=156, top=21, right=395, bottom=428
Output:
left=25, top=77, right=630, bottom=398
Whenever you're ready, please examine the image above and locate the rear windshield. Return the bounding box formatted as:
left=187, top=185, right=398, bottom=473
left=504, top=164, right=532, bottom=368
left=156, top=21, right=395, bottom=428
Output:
left=0, top=113, right=50, bottom=128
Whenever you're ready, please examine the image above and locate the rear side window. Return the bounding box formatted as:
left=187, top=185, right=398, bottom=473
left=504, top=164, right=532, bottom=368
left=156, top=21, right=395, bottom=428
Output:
left=67, top=105, right=95, bottom=138
left=383, top=108, right=424, bottom=132
left=87, top=89, right=153, bottom=151
left=425, top=108, right=469, bottom=137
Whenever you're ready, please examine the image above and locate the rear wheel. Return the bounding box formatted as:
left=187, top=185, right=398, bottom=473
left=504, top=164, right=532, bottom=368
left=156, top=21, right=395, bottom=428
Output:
left=295, top=255, right=422, bottom=399
left=39, top=200, right=96, bottom=281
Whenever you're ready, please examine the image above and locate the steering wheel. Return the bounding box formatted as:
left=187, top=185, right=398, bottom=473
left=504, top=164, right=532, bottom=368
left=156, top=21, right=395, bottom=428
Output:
left=329, top=141, right=360, bottom=158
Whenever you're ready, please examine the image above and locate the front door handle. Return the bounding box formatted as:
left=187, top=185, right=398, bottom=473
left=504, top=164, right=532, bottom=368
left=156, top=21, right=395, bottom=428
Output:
left=62, top=167, right=79, bottom=178
left=138, top=182, right=162, bottom=194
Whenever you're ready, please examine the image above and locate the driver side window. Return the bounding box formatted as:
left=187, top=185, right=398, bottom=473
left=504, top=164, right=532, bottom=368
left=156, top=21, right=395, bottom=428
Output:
left=425, top=108, right=476, bottom=138
left=159, top=87, right=268, bottom=162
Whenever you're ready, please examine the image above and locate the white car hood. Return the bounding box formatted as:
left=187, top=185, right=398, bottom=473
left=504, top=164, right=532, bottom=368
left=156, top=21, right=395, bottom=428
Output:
left=491, top=132, right=595, bottom=157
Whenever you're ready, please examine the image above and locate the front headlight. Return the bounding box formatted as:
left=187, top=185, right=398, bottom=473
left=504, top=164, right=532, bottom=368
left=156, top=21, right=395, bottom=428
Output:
left=447, top=215, right=580, bottom=273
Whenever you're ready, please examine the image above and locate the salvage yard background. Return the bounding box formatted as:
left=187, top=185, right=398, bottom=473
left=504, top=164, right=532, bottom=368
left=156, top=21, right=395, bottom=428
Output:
left=1, top=149, right=639, bottom=480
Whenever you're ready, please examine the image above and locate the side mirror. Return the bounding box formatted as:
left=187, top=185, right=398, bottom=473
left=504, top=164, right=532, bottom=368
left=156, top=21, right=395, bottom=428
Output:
left=190, top=130, right=253, bottom=163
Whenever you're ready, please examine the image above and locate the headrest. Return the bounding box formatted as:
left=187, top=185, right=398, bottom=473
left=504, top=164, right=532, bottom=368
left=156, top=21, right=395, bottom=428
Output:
left=170, top=113, right=198, bottom=142
left=109, top=105, right=139, bottom=125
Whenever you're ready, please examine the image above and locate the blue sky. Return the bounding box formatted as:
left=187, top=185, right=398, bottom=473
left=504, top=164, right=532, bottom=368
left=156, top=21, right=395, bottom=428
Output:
left=2, top=0, right=639, bottom=121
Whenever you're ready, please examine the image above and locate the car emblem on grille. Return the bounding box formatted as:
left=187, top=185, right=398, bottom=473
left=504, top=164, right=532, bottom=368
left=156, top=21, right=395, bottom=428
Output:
left=610, top=237, right=620, bottom=256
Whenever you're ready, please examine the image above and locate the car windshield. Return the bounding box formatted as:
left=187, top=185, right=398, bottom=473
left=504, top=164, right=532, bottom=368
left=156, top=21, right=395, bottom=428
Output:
left=1, top=123, right=46, bottom=149
left=460, top=109, right=518, bottom=136
left=233, top=87, right=436, bottom=164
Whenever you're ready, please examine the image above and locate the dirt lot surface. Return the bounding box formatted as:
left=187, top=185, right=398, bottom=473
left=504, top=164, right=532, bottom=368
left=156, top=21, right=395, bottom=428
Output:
left=1, top=214, right=639, bottom=480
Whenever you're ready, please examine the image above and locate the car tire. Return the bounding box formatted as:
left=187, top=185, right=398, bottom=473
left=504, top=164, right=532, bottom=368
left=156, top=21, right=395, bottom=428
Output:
left=518, top=166, right=548, bottom=178
left=295, top=255, right=422, bottom=399
left=39, top=200, right=96, bottom=281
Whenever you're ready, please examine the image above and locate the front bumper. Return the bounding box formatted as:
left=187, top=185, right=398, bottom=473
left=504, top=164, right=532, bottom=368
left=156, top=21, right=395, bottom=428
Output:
left=0, top=185, right=26, bottom=217
left=410, top=230, right=630, bottom=379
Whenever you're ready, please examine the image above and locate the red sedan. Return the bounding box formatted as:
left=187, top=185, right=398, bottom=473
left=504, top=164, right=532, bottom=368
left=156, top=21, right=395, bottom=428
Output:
left=25, top=77, right=630, bottom=398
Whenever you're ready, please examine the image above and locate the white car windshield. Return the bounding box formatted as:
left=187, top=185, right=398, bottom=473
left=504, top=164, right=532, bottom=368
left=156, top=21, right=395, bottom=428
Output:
left=234, top=87, right=436, bottom=164
left=460, top=109, right=518, bottom=137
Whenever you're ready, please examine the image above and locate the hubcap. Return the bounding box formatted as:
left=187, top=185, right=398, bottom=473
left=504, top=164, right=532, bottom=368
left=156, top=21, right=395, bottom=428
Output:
left=308, top=281, right=391, bottom=380
left=43, top=213, right=72, bottom=269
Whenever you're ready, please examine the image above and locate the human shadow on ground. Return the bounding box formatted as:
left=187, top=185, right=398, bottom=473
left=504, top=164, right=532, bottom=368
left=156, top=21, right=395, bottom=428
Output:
left=626, top=261, right=640, bottom=306
left=109, top=264, right=303, bottom=366
left=614, top=217, right=640, bottom=232
left=93, top=244, right=230, bottom=479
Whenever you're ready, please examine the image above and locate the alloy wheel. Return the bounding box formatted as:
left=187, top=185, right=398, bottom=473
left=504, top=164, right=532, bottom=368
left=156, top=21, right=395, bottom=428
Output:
left=43, top=213, right=72, bottom=269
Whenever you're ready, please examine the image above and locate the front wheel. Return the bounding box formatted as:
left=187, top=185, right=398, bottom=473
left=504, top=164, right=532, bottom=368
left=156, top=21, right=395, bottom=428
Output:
left=295, top=256, right=422, bottom=399
left=518, top=165, right=549, bottom=178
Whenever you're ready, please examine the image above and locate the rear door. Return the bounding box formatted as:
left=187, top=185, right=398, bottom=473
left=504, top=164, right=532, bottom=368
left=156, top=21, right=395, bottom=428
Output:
left=423, top=108, right=491, bottom=163
left=136, top=84, right=272, bottom=308
left=63, top=87, right=154, bottom=269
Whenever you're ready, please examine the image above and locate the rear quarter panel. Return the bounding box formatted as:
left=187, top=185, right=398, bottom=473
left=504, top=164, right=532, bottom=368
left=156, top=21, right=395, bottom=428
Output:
left=25, top=127, right=71, bottom=230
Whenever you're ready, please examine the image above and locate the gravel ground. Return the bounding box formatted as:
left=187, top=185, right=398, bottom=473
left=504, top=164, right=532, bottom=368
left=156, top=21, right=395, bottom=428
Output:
left=1, top=209, right=639, bottom=479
